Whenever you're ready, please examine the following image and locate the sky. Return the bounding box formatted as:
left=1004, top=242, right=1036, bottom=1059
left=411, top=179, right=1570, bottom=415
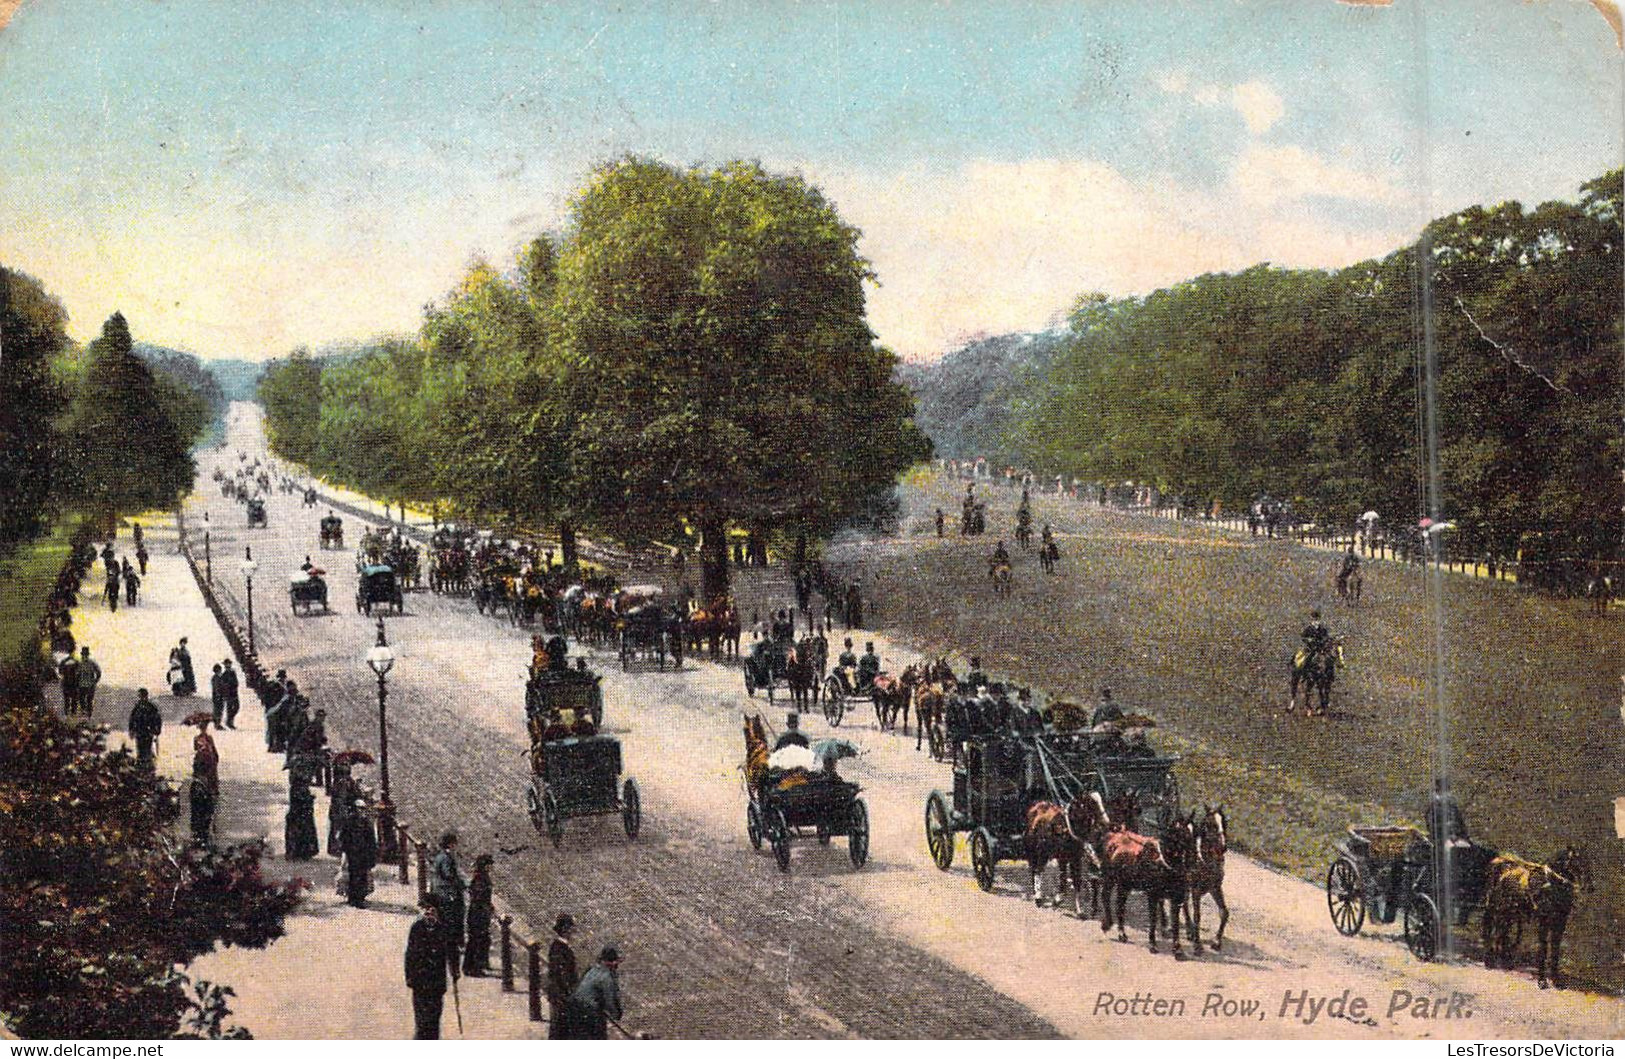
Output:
left=0, top=1, right=1620, bottom=361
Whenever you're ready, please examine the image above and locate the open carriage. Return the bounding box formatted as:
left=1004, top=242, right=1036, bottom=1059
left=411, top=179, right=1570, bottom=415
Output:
left=522, top=673, right=638, bottom=848
left=742, top=637, right=794, bottom=701
left=1326, top=825, right=1501, bottom=962
left=318, top=515, right=344, bottom=549
left=246, top=497, right=268, bottom=528
left=615, top=587, right=684, bottom=671
left=288, top=572, right=329, bottom=615
left=747, top=773, right=870, bottom=873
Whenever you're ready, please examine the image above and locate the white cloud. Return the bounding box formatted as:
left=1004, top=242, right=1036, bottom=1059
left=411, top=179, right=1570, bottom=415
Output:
left=1157, top=72, right=1286, bottom=135
left=815, top=150, right=1409, bottom=360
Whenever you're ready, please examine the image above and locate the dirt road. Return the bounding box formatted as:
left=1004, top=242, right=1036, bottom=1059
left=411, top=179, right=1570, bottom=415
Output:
left=191, top=403, right=1621, bottom=1039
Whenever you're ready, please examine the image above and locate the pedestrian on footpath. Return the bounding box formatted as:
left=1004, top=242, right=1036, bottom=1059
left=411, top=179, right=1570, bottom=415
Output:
left=285, top=773, right=319, bottom=861
left=210, top=663, right=226, bottom=727
left=75, top=647, right=102, bottom=718
left=327, top=761, right=357, bottom=856
left=340, top=798, right=378, bottom=906
left=288, top=707, right=327, bottom=778
left=57, top=651, right=80, bottom=715
left=462, top=854, right=494, bottom=977
left=557, top=946, right=624, bottom=1039
left=220, top=659, right=240, bottom=728
left=545, top=914, right=579, bottom=1037
left=190, top=720, right=220, bottom=846
left=267, top=680, right=300, bottom=753
left=168, top=638, right=197, bottom=696
left=127, top=689, right=161, bottom=768
left=404, top=893, right=459, bottom=1040
left=135, top=540, right=149, bottom=577
left=104, top=564, right=120, bottom=612
left=431, top=832, right=467, bottom=959
left=122, top=558, right=140, bottom=605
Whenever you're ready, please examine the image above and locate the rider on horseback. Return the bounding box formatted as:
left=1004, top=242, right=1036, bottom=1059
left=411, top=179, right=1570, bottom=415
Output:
left=1041, top=523, right=1054, bottom=547
left=1299, top=609, right=1331, bottom=663
left=990, top=540, right=1010, bottom=573
left=1337, top=545, right=1361, bottom=591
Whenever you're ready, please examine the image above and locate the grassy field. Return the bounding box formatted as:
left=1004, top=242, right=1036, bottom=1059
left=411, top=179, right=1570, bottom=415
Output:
left=826, top=476, right=1623, bottom=994
left=0, top=520, right=80, bottom=669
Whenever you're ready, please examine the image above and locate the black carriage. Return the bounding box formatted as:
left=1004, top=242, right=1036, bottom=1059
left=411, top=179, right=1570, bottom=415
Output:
left=246, top=498, right=268, bottom=528
left=319, top=515, right=344, bottom=550
left=355, top=564, right=403, bottom=616
left=924, top=730, right=1179, bottom=892
left=617, top=606, right=684, bottom=671
left=746, top=773, right=869, bottom=873
left=1326, top=825, right=1501, bottom=962
left=742, top=637, right=793, bottom=701
left=524, top=734, right=640, bottom=848
left=525, top=665, right=604, bottom=730
left=288, top=574, right=329, bottom=615
left=820, top=664, right=880, bottom=727
left=389, top=542, right=421, bottom=591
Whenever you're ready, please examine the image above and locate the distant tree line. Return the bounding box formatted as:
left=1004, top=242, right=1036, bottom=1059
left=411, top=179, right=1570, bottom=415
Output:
left=260, top=157, right=930, bottom=600
left=0, top=268, right=214, bottom=548
left=910, top=171, right=1623, bottom=567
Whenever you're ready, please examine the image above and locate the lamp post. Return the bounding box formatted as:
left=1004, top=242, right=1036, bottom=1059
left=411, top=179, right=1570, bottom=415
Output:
left=366, top=618, right=400, bottom=864
left=205, top=529, right=212, bottom=584
left=240, top=548, right=258, bottom=654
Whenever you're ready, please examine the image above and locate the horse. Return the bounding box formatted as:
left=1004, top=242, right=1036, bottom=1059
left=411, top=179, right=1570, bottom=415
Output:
left=1039, top=539, right=1060, bottom=574
left=1014, top=513, right=1032, bottom=551
left=1184, top=805, right=1230, bottom=952
left=872, top=665, right=918, bottom=732
left=1337, top=566, right=1364, bottom=606
left=1482, top=847, right=1590, bottom=989
left=1100, top=812, right=1196, bottom=957
left=1584, top=573, right=1612, bottom=617
left=1024, top=791, right=1110, bottom=915
left=785, top=640, right=818, bottom=710
left=1288, top=640, right=1342, bottom=715
left=990, top=560, right=1013, bottom=597
left=911, top=659, right=956, bottom=755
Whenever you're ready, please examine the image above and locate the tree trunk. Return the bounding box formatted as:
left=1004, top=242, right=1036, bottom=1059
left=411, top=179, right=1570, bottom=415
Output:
left=558, top=519, right=578, bottom=569
left=700, top=516, right=730, bottom=604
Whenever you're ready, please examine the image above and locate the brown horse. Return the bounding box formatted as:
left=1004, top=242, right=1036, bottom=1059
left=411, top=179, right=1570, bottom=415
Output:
left=872, top=665, right=919, bottom=732
left=911, top=660, right=956, bottom=754
left=1024, top=791, right=1110, bottom=915
left=1482, top=846, right=1590, bottom=988
left=786, top=640, right=818, bottom=710
left=1101, top=813, right=1196, bottom=958
left=1184, top=805, right=1230, bottom=952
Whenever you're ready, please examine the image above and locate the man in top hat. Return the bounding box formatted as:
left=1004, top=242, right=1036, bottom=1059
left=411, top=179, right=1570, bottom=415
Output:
left=546, top=914, right=580, bottom=1037
left=773, top=712, right=809, bottom=751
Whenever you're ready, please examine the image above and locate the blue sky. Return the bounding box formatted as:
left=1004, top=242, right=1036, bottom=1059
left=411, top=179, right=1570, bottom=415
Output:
left=1, top=0, right=1619, bottom=359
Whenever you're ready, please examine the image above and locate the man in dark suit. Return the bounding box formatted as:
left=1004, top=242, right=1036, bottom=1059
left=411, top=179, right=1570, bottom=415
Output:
left=404, top=894, right=459, bottom=1039
left=219, top=659, right=241, bottom=729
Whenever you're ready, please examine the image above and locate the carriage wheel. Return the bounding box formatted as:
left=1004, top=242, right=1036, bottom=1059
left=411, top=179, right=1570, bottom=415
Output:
left=848, top=798, right=869, bottom=869
left=971, top=828, right=997, bottom=892
left=746, top=802, right=763, bottom=850
left=1404, top=893, right=1440, bottom=961
left=816, top=823, right=831, bottom=845
left=823, top=679, right=845, bottom=727
left=543, top=789, right=564, bottom=849
left=771, top=810, right=792, bottom=873
left=928, top=723, right=946, bottom=761
left=524, top=785, right=545, bottom=834
left=1326, top=857, right=1366, bottom=936
left=925, top=790, right=955, bottom=870
left=621, top=778, right=641, bottom=840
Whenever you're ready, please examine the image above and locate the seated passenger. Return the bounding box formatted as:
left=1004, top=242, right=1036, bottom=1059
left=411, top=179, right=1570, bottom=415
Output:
left=856, top=642, right=881, bottom=690
left=773, top=712, right=810, bottom=751
left=837, top=638, right=858, bottom=671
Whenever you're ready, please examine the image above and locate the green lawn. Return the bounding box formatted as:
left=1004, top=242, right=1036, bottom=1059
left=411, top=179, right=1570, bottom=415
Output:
left=0, top=519, right=81, bottom=669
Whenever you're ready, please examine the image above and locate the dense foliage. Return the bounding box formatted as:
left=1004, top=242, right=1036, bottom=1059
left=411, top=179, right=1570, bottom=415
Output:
left=0, top=702, right=303, bottom=1038
left=905, top=171, right=1622, bottom=564
left=894, top=331, right=1066, bottom=469
left=0, top=268, right=69, bottom=545
left=260, top=158, right=930, bottom=597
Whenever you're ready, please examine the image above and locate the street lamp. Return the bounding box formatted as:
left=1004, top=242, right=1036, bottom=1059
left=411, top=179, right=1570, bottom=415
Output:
left=366, top=618, right=400, bottom=864
left=240, top=548, right=258, bottom=654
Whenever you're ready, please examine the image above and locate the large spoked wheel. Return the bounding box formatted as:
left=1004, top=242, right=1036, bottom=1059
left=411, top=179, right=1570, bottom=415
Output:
left=1404, top=892, right=1440, bottom=962
left=746, top=801, right=763, bottom=850
left=524, top=785, right=544, bottom=834
left=823, top=678, right=845, bottom=727
left=848, top=799, right=870, bottom=869
left=621, top=778, right=641, bottom=840
left=925, top=790, right=955, bottom=870
left=971, top=828, right=997, bottom=892
left=1327, top=857, right=1365, bottom=936
left=543, top=788, right=564, bottom=849
left=771, top=809, right=792, bottom=873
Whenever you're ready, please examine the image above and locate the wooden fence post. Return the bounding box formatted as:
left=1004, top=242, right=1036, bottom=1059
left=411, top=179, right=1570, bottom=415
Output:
left=397, top=824, right=411, bottom=885
left=527, top=941, right=544, bottom=1022
left=500, top=916, right=515, bottom=993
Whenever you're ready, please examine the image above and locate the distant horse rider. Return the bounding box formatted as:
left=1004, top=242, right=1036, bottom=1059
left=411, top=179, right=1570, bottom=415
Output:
left=1337, top=545, right=1361, bottom=594
left=990, top=540, right=1010, bottom=573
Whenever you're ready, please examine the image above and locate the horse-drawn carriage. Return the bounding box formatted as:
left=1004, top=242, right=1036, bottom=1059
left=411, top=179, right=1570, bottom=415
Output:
left=387, top=539, right=421, bottom=591
left=743, top=635, right=794, bottom=702
left=319, top=514, right=344, bottom=550
left=1327, top=824, right=1496, bottom=962
left=289, top=571, right=329, bottom=615
left=925, top=729, right=1180, bottom=894
left=615, top=588, right=684, bottom=671
left=303, top=487, right=318, bottom=508
left=819, top=661, right=907, bottom=728
left=246, top=497, right=267, bottom=528
left=355, top=564, right=403, bottom=616
left=526, top=663, right=604, bottom=730
left=522, top=657, right=638, bottom=848
left=742, top=716, right=869, bottom=873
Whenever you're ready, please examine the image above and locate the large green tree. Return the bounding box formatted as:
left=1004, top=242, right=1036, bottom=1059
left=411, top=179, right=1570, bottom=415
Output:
left=555, top=158, right=929, bottom=599
left=0, top=267, right=69, bottom=544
